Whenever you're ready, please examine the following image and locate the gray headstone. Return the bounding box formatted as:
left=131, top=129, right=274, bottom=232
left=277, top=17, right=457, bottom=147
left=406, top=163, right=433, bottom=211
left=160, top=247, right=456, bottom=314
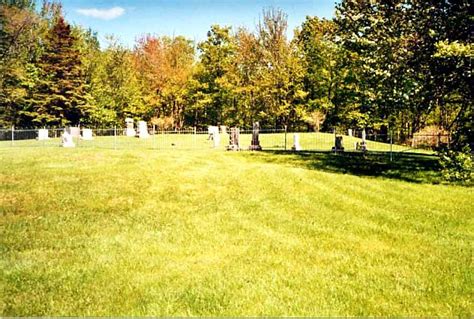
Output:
left=332, top=136, right=344, bottom=152
left=227, top=127, right=240, bottom=151
left=249, top=122, right=262, bottom=151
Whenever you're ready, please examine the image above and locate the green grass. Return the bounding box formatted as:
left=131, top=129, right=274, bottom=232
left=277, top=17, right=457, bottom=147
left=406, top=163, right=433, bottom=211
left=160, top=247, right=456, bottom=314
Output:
left=1, top=147, right=472, bottom=316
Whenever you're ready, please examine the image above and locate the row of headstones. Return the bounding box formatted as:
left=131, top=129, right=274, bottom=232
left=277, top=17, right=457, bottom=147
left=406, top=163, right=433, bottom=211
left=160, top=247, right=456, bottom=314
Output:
left=208, top=122, right=261, bottom=150
left=36, top=127, right=94, bottom=148
left=125, top=118, right=149, bottom=138
left=38, top=127, right=94, bottom=141
left=222, top=124, right=368, bottom=152
left=59, top=119, right=149, bottom=148
left=332, top=129, right=368, bottom=152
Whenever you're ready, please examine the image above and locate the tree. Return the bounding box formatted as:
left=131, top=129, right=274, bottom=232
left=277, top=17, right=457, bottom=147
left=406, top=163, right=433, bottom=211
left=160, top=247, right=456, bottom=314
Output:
left=335, top=0, right=473, bottom=144
left=190, top=25, right=236, bottom=127
left=88, top=37, right=145, bottom=126
left=134, top=35, right=195, bottom=128
left=24, top=14, right=89, bottom=126
left=0, top=1, right=38, bottom=126
left=255, top=8, right=306, bottom=128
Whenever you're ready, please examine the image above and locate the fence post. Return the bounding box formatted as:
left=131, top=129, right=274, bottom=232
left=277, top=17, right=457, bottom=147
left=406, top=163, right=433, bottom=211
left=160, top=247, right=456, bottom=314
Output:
left=390, top=130, right=393, bottom=162
left=114, top=125, right=117, bottom=150
left=152, top=124, right=156, bottom=150
left=11, top=125, right=14, bottom=147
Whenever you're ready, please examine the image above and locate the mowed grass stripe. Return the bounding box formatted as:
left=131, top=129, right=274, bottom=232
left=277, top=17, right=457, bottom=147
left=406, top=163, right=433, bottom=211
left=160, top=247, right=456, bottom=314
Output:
left=0, top=148, right=472, bottom=316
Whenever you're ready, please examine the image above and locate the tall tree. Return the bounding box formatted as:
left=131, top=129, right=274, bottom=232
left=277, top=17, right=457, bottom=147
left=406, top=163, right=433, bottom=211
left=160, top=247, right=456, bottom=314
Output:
left=191, top=25, right=236, bottom=127
left=134, top=35, right=195, bottom=128
left=256, top=8, right=306, bottom=128
left=24, top=14, right=89, bottom=126
left=88, top=37, right=145, bottom=126
left=0, top=1, right=38, bottom=126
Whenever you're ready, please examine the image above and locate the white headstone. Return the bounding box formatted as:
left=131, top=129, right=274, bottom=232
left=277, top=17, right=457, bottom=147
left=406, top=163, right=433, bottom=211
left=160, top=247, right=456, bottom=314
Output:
left=82, top=128, right=93, bottom=140
left=360, top=129, right=368, bottom=151
left=138, top=121, right=149, bottom=139
left=61, top=131, right=75, bottom=148
left=292, top=133, right=302, bottom=151
left=208, top=126, right=220, bottom=148
left=348, top=129, right=353, bottom=137
left=38, top=129, right=49, bottom=140
left=68, top=127, right=81, bottom=138
left=125, top=118, right=136, bottom=137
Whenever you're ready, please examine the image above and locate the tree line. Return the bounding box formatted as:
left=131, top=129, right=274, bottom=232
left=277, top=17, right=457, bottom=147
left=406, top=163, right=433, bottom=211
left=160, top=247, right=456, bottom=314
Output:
left=0, top=0, right=472, bottom=146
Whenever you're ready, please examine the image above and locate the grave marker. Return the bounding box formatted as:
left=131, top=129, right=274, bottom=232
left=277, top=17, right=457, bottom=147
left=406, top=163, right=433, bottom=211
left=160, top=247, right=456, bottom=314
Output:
left=208, top=126, right=220, bottom=148
left=138, top=121, right=149, bottom=139
left=38, top=129, right=49, bottom=140
left=69, top=127, right=81, bottom=138
left=125, top=118, right=136, bottom=137
left=249, top=122, right=262, bottom=151
left=292, top=133, right=302, bottom=151
left=332, top=136, right=344, bottom=152
left=82, top=128, right=93, bottom=140
left=61, top=131, right=75, bottom=148
left=227, top=127, right=240, bottom=151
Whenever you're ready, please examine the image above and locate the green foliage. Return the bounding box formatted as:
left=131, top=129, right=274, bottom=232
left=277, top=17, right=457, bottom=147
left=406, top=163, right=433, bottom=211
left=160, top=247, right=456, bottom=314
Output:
left=434, top=40, right=474, bottom=58
left=191, top=25, right=236, bottom=126
left=89, top=37, right=145, bottom=126
left=133, top=35, right=195, bottom=128
left=0, top=0, right=471, bottom=141
left=439, top=145, right=473, bottom=183
left=335, top=0, right=473, bottom=143
left=25, top=15, right=89, bottom=126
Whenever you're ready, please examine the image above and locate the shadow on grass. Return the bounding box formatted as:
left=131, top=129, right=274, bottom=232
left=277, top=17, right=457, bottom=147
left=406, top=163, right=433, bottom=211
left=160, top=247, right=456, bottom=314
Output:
left=252, top=150, right=443, bottom=184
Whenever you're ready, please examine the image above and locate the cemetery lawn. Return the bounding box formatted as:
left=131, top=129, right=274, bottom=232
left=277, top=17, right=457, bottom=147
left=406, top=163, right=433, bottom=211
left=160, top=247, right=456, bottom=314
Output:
left=1, top=147, right=472, bottom=316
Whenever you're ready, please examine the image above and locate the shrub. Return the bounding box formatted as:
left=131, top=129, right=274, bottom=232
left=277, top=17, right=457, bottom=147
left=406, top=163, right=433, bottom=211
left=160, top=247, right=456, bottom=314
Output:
left=438, top=145, right=473, bottom=182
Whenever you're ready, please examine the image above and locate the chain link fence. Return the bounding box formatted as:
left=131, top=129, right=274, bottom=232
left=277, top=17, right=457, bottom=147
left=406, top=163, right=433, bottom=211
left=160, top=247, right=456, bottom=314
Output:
left=0, top=126, right=448, bottom=155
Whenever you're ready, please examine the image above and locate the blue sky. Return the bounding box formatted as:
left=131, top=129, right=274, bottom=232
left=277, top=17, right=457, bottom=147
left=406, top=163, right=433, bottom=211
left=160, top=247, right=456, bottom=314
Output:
left=56, top=0, right=338, bottom=48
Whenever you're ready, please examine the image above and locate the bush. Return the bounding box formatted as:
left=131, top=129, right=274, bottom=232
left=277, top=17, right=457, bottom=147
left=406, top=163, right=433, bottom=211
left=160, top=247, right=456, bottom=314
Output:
left=438, top=145, right=473, bottom=182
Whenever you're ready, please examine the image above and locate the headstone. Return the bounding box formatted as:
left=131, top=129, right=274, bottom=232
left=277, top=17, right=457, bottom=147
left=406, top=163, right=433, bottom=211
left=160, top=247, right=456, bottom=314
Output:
left=213, top=127, right=220, bottom=148
left=125, top=118, right=136, bottom=137
left=220, top=125, right=227, bottom=134
left=38, top=129, right=49, bottom=140
left=69, top=127, right=81, bottom=138
left=332, top=136, right=344, bottom=152
left=249, top=122, right=262, bottom=150
left=292, top=133, right=302, bottom=151
left=348, top=129, right=353, bottom=137
left=82, top=128, right=93, bottom=140
left=207, top=126, right=220, bottom=147
left=61, top=131, right=75, bottom=148
left=360, top=129, right=368, bottom=151
left=227, top=127, right=240, bottom=151
left=356, top=129, right=368, bottom=151
left=138, top=121, right=149, bottom=139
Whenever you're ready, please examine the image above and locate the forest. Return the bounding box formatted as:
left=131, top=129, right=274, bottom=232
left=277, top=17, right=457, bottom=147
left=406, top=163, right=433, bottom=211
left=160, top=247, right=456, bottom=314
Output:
left=0, top=0, right=472, bottom=147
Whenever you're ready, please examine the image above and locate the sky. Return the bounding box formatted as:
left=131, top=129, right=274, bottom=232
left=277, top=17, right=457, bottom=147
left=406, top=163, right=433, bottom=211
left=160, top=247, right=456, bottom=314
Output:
left=55, top=0, right=338, bottom=48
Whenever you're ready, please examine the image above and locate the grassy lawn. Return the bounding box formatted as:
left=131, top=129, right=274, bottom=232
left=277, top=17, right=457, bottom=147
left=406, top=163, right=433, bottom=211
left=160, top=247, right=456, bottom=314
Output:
left=0, top=147, right=472, bottom=316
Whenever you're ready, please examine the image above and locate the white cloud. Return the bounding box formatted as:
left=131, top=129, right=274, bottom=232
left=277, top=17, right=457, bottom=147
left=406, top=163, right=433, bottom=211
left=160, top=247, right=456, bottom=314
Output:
left=76, top=7, right=125, bottom=20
